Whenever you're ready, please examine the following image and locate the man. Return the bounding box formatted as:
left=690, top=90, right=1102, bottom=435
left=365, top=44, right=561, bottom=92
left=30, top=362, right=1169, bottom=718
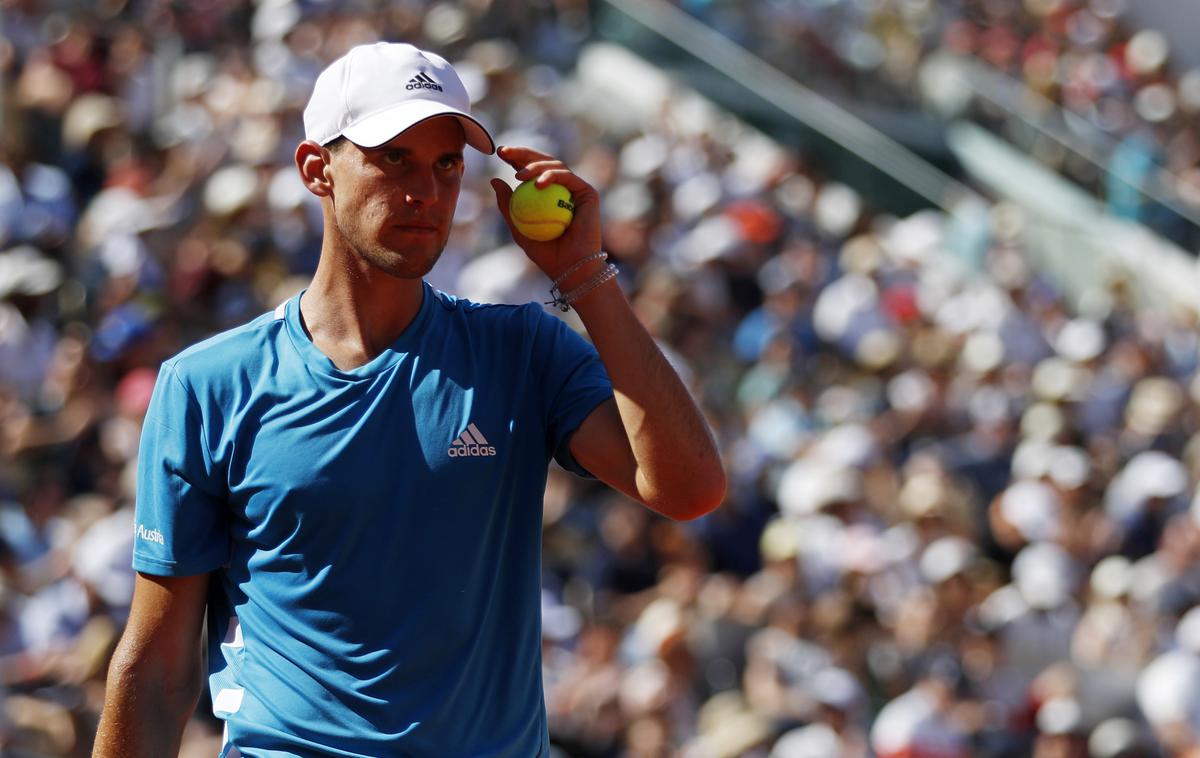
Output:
left=94, top=42, right=725, bottom=757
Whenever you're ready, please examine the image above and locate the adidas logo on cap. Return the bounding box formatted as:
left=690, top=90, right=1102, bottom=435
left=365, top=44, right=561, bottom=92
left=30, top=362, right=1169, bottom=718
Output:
left=406, top=72, right=443, bottom=92
left=448, top=422, right=496, bottom=457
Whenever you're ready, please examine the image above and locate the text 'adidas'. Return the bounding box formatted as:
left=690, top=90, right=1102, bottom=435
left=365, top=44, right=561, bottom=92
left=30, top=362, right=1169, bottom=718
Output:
left=448, top=422, right=497, bottom=457
left=406, top=72, right=443, bottom=92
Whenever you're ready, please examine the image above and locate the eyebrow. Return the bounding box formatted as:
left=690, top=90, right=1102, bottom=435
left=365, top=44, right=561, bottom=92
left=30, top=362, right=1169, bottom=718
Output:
left=368, top=145, right=410, bottom=157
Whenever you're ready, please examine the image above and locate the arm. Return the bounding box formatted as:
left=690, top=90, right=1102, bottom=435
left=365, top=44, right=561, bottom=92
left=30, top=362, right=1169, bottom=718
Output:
left=93, top=572, right=209, bottom=758
left=491, top=147, right=726, bottom=520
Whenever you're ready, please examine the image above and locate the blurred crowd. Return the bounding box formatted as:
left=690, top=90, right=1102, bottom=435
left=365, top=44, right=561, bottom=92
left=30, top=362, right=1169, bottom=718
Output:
left=2, top=1, right=1200, bottom=757
left=679, top=0, right=1200, bottom=249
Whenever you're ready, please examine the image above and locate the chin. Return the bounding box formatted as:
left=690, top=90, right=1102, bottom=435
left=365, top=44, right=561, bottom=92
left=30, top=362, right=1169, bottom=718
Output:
left=360, top=246, right=442, bottom=280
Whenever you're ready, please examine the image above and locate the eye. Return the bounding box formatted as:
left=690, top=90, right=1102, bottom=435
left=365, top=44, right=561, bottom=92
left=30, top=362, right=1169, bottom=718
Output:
left=383, top=150, right=405, bottom=165
left=436, top=155, right=462, bottom=172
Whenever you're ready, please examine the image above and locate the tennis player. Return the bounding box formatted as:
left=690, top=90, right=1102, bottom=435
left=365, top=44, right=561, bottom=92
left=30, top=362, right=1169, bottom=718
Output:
left=93, top=42, right=725, bottom=757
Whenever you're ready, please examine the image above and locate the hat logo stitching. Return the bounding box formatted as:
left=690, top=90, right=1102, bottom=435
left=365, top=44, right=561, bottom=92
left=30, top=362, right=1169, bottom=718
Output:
left=406, top=72, right=443, bottom=92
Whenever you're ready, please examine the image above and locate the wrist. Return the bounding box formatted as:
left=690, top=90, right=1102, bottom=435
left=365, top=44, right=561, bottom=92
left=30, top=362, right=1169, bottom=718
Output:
left=547, top=261, right=619, bottom=312
left=552, top=261, right=608, bottom=293
left=547, top=251, right=608, bottom=292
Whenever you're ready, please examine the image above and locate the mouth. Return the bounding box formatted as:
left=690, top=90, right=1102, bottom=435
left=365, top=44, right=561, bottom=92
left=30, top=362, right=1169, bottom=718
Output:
left=392, top=222, right=440, bottom=235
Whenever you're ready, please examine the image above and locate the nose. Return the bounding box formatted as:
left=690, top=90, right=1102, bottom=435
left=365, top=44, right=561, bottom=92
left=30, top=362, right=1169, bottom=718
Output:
left=403, top=168, right=438, bottom=207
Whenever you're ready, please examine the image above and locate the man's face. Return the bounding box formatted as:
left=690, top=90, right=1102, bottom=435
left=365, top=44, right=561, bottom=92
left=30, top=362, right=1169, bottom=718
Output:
left=324, top=116, right=466, bottom=278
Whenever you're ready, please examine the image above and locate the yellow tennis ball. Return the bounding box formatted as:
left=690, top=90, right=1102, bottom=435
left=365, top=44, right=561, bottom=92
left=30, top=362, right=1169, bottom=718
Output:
left=509, top=181, right=574, bottom=242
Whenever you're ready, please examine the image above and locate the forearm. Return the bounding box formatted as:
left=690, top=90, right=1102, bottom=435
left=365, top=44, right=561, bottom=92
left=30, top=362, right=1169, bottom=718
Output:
left=488, top=147, right=724, bottom=516
left=93, top=647, right=201, bottom=757
left=571, top=276, right=726, bottom=519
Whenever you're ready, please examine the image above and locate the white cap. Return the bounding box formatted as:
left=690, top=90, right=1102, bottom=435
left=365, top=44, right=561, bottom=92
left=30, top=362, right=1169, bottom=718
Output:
left=920, top=536, right=977, bottom=584
left=771, top=723, right=841, bottom=758
left=1037, top=696, right=1082, bottom=735
left=303, top=42, right=495, bottom=154
left=1176, top=606, right=1200, bottom=654
left=1012, top=541, right=1077, bottom=610
left=1089, top=555, right=1133, bottom=600
left=1136, top=649, right=1200, bottom=726
left=808, top=667, right=863, bottom=711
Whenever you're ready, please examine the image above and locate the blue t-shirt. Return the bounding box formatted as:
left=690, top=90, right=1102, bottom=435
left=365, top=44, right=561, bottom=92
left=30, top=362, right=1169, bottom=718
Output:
left=132, top=283, right=613, bottom=757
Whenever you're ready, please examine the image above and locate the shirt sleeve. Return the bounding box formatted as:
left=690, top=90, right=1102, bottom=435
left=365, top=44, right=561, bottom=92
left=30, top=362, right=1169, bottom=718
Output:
left=528, top=306, right=614, bottom=477
left=132, top=362, right=230, bottom=576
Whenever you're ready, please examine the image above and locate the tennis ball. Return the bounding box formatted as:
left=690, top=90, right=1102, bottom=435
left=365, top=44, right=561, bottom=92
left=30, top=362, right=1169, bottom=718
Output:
left=509, top=181, right=574, bottom=242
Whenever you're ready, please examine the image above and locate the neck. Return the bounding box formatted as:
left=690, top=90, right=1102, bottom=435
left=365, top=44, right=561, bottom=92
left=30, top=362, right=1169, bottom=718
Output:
left=299, top=246, right=426, bottom=370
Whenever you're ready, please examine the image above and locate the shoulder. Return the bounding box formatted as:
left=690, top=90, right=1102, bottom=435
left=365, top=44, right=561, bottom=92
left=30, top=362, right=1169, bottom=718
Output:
left=427, top=286, right=550, bottom=335
left=163, top=307, right=284, bottom=389
left=424, top=288, right=595, bottom=370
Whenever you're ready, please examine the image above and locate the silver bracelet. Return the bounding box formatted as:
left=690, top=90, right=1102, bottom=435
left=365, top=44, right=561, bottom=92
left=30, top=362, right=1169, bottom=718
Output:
left=546, top=263, right=619, bottom=311
left=564, top=263, right=619, bottom=306
left=550, top=251, right=608, bottom=289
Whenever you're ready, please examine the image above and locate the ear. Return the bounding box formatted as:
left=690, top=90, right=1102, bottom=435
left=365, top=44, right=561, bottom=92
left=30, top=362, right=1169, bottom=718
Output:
left=295, top=140, right=333, bottom=197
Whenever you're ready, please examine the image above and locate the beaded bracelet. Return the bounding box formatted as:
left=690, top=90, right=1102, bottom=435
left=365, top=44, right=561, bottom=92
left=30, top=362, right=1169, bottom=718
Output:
left=546, top=263, right=619, bottom=311
left=550, top=251, right=608, bottom=290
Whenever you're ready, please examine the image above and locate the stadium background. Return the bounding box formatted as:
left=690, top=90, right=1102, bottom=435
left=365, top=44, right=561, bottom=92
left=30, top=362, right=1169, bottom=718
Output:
left=2, top=0, right=1200, bottom=755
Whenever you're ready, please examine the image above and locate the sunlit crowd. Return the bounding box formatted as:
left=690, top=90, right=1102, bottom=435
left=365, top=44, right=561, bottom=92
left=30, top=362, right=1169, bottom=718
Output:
left=693, top=0, right=1200, bottom=249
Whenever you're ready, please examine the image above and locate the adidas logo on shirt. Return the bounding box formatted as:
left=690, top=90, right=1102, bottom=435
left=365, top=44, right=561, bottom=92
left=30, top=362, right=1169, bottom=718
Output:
left=448, top=422, right=496, bottom=457
left=406, top=72, right=443, bottom=92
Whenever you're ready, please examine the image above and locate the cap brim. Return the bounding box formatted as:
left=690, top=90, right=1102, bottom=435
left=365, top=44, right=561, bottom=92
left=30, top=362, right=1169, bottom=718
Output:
left=339, top=100, right=495, bottom=154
